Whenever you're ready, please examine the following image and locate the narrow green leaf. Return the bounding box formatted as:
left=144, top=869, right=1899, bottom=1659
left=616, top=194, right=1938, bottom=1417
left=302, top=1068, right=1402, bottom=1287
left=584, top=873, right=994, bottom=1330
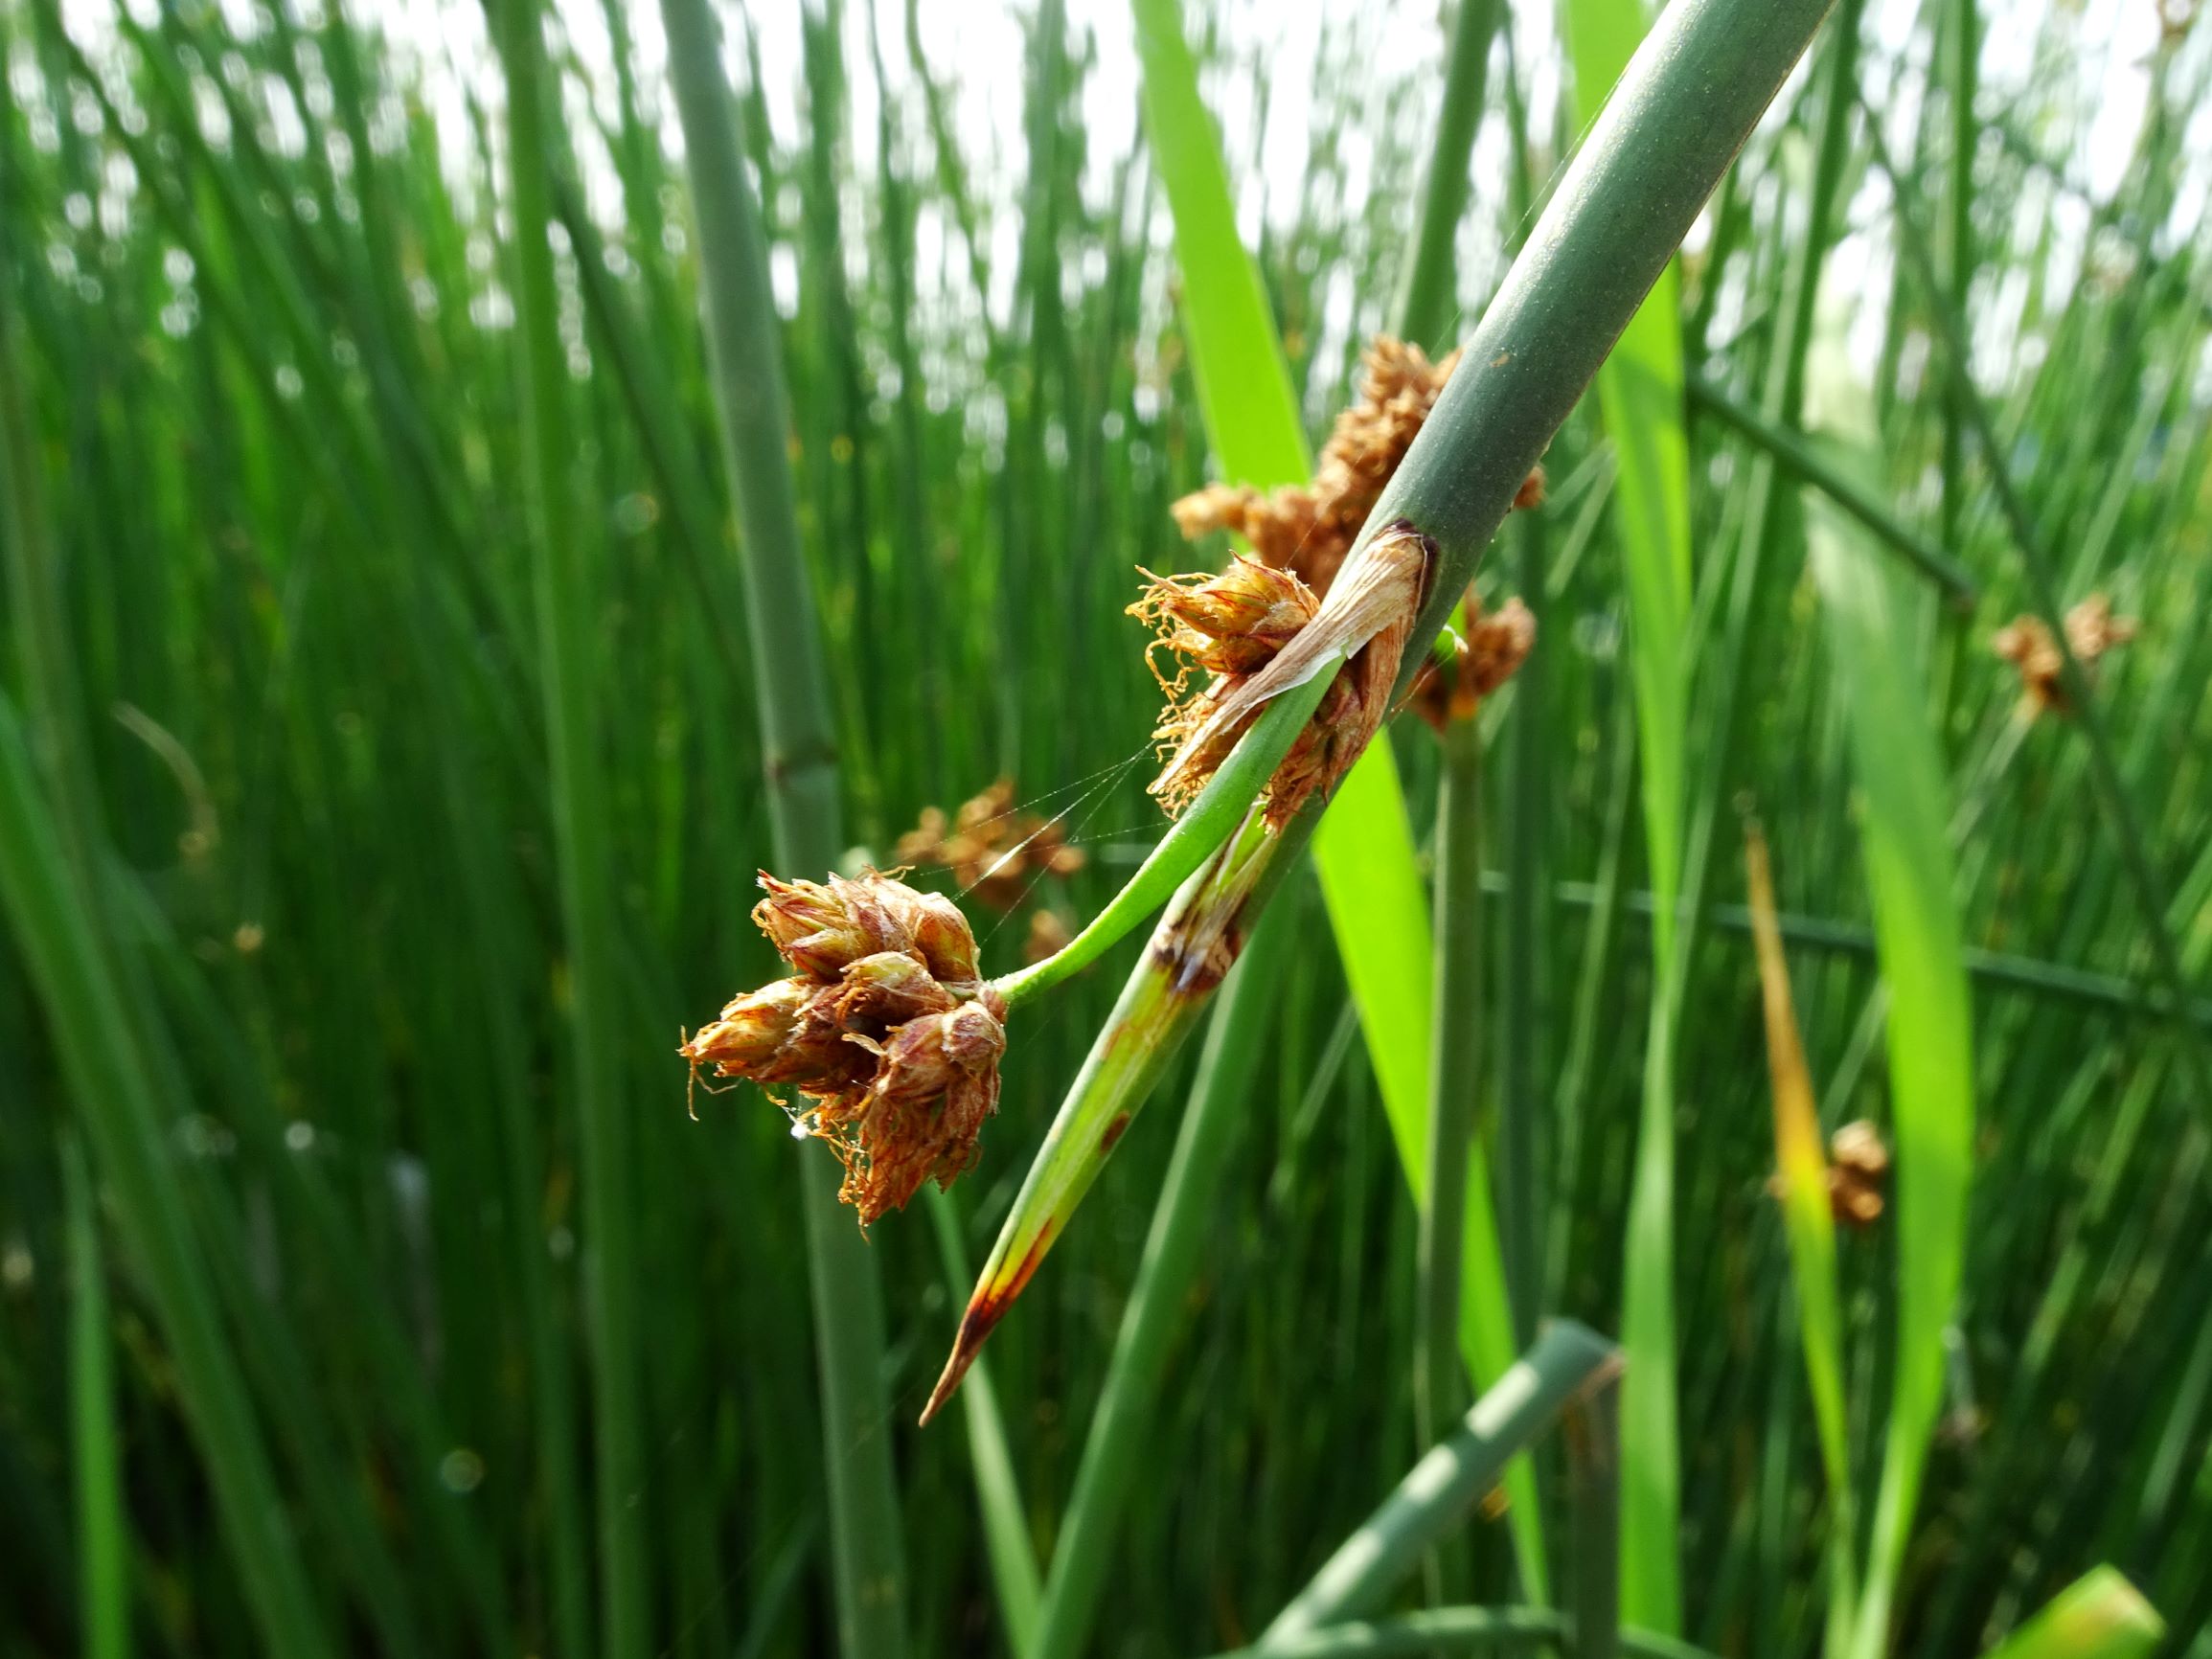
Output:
left=1561, top=0, right=1696, bottom=1631
left=64, top=1137, right=128, bottom=1659
left=1261, top=1323, right=1619, bottom=1644
left=1979, top=1568, right=2163, bottom=1659
left=1802, top=336, right=1974, bottom=1659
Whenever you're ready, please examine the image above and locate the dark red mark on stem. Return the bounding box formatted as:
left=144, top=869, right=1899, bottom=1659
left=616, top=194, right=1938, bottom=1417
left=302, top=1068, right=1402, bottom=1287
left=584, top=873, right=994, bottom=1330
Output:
left=1100, top=1112, right=1132, bottom=1154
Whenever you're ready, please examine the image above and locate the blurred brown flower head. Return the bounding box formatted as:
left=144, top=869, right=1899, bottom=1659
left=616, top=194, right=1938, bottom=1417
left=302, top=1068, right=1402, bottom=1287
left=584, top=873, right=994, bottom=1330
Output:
left=1410, top=591, right=1538, bottom=732
left=1764, top=1118, right=1891, bottom=1230
left=1992, top=593, right=2137, bottom=718
left=894, top=778, right=1086, bottom=913
left=1826, top=1120, right=1891, bottom=1229
left=1170, top=336, right=1543, bottom=598
left=680, top=870, right=1007, bottom=1225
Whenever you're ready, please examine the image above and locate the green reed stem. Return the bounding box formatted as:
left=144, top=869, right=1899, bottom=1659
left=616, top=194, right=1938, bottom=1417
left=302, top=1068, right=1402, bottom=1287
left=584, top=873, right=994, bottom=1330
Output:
left=656, top=0, right=910, bottom=1648
left=1262, top=1322, right=1620, bottom=1644
left=0, top=700, right=335, bottom=1658
left=1392, top=0, right=1502, bottom=353
left=487, top=3, right=650, bottom=1650
left=63, top=1135, right=127, bottom=1659
left=1031, top=899, right=1296, bottom=1659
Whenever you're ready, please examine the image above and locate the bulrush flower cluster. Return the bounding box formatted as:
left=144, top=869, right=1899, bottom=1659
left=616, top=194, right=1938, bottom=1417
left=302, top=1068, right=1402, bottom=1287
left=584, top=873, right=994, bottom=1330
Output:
left=680, top=871, right=1007, bottom=1226
left=1170, top=336, right=1543, bottom=597
left=894, top=778, right=1086, bottom=912
left=1410, top=590, right=1538, bottom=732
left=1992, top=592, right=2138, bottom=717
left=1131, top=524, right=1430, bottom=829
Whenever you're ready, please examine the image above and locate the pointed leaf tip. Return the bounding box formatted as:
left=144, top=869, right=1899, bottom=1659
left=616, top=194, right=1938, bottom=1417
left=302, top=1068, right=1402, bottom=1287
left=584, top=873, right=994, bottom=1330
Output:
left=919, top=1223, right=1057, bottom=1424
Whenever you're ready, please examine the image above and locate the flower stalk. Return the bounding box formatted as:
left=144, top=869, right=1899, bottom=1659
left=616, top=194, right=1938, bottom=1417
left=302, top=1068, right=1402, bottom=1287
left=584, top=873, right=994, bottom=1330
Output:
left=922, top=0, right=1841, bottom=1420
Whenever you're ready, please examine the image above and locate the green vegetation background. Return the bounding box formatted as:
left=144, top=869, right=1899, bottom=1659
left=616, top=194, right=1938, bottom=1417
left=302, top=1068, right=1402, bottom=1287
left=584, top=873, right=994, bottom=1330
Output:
left=1, top=0, right=2209, bottom=1654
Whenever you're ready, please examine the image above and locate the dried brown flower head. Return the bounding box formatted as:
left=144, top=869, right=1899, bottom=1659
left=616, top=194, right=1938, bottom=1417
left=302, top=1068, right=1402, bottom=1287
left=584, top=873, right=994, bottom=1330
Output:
left=894, top=778, right=1087, bottom=913
left=1410, top=591, right=1538, bottom=732
left=1992, top=593, right=2137, bottom=717
left=1170, top=336, right=1543, bottom=597
left=681, top=870, right=1007, bottom=1225
left=1133, top=523, right=1431, bottom=830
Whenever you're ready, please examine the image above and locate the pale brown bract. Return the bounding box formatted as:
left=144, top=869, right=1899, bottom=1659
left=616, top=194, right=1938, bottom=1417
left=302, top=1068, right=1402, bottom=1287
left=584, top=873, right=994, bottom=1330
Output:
left=1134, top=522, right=1432, bottom=830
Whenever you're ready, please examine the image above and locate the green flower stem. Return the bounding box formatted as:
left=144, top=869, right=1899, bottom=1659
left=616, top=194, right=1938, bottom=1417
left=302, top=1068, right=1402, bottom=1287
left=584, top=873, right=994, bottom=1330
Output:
left=992, top=654, right=1342, bottom=1008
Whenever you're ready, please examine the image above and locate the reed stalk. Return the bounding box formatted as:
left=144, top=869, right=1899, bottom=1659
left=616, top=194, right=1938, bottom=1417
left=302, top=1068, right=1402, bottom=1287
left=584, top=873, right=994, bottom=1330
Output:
left=655, top=0, right=909, bottom=1648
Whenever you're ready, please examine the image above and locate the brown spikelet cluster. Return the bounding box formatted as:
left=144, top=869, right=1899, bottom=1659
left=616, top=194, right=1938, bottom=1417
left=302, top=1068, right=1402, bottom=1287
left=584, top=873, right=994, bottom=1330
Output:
left=1766, top=1119, right=1891, bottom=1229
left=1992, top=593, right=2138, bottom=717
left=1170, top=337, right=1544, bottom=596
left=1410, top=591, right=1538, bottom=732
left=894, top=778, right=1086, bottom=913
left=1825, top=1120, right=1891, bottom=1229
left=679, top=871, right=1007, bottom=1226
left=1131, top=525, right=1431, bottom=830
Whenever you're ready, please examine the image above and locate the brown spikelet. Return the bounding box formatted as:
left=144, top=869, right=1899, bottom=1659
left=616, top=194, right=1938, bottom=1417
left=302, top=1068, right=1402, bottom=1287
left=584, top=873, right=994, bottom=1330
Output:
left=1827, top=1120, right=1891, bottom=1229
left=680, top=870, right=1010, bottom=1226
left=1763, top=1118, right=1893, bottom=1231
left=1993, top=593, right=2137, bottom=717
left=1169, top=335, right=1544, bottom=596
left=1410, top=591, right=1538, bottom=732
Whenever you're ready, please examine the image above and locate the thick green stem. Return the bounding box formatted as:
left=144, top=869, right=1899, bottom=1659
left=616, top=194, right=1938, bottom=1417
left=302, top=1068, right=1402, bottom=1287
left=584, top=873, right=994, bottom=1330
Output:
left=656, top=0, right=909, bottom=1650
left=1031, top=900, right=1296, bottom=1659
